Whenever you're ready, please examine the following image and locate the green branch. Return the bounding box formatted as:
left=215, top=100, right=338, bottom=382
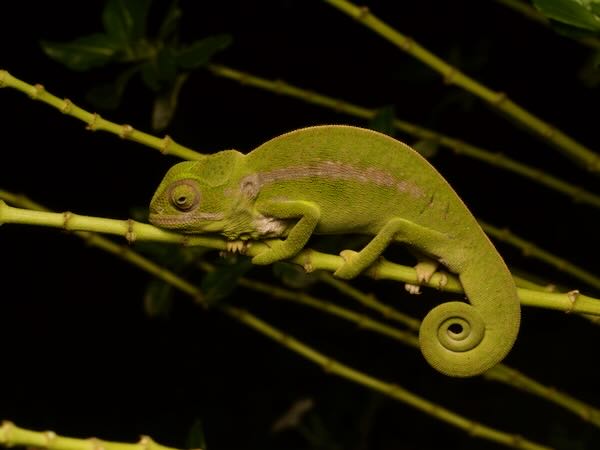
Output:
left=0, top=70, right=202, bottom=161
left=0, top=422, right=187, bottom=450
left=208, top=64, right=600, bottom=209
left=1, top=199, right=599, bottom=316
left=481, top=220, right=600, bottom=290
left=323, top=0, right=600, bottom=172
left=0, top=194, right=556, bottom=450
left=314, top=272, right=600, bottom=426
left=4, top=67, right=598, bottom=208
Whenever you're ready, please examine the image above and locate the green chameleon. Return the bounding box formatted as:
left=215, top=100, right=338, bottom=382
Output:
left=149, top=125, right=520, bottom=377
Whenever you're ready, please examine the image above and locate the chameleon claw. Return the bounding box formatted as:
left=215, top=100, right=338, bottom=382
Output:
left=226, top=240, right=249, bottom=254
left=405, top=283, right=422, bottom=295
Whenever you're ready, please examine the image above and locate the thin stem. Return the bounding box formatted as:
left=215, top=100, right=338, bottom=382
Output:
left=0, top=70, right=202, bottom=161
left=0, top=422, right=186, bottom=450
left=1, top=200, right=599, bottom=316
left=481, top=220, right=600, bottom=290
left=208, top=64, right=600, bottom=209
left=323, top=0, right=600, bottom=172
left=224, top=306, right=553, bottom=450
left=5, top=191, right=600, bottom=442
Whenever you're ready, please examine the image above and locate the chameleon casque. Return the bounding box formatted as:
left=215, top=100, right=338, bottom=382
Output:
left=149, top=125, right=521, bottom=377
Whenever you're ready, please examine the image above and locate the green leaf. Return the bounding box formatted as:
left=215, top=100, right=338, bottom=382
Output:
left=41, top=34, right=119, bottom=71
left=533, top=0, right=600, bottom=31
left=369, top=105, right=396, bottom=137
left=412, top=140, right=439, bottom=159
left=159, top=0, right=183, bottom=41
left=144, top=279, right=174, bottom=318
left=201, top=257, right=252, bottom=305
left=152, top=73, right=189, bottom=131
left=175, top=34, right=233, bottom=69
left=102, top=0, right=152, bottom=46
left=85, top=66, right=139, bottom=109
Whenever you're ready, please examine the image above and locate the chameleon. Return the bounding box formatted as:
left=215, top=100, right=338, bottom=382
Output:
left=149, top=125, right=521, bottom=377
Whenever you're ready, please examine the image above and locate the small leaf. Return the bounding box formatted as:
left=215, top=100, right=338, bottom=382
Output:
left=533, top=0, right=600, bottom=31
left=102, top=0, right=152, bottom=46
left=144, top=279, right=174, bottom=318
left=41, top=34, right=119, bottom=71
left=201, top=257, right=252, bottom=305
left=412, top=140, right=439, bottom=159
left=86, top=66, right=139, bottom=109
left=175, top=34, right=233, bottom=69
left=152, top=73, right=189, bottom=131
left=369, top=105, right=396, bottom=137
left=159, top=0, right=183, bottom=41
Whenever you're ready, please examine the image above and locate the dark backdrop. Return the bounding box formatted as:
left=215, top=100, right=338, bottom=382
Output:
left=1, top=2, right=599, bottom=450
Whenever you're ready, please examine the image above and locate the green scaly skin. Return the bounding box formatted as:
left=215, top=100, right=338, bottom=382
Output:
left=149, top=125, right=521, bottom=377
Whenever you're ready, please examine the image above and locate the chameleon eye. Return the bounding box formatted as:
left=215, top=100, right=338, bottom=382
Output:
left=168, top=180, right=200, bottom=211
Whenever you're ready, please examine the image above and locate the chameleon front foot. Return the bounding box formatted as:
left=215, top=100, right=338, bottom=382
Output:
left=251, top=240, right=287, bottom=266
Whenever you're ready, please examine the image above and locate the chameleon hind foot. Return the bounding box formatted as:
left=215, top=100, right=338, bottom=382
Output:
left=405, top=259, right=443, bottom=295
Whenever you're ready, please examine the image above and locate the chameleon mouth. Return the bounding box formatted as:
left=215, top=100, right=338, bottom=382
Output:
left=149, top=211, right=226, bottom=230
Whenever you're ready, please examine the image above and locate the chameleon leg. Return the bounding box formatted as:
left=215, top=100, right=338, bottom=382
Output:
left=251, top=200, right=321, bottom=266
left=334, top=217, right=449, bottom=279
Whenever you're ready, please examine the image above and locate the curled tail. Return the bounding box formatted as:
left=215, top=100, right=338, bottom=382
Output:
left=418, top=251, right=521, bottom=377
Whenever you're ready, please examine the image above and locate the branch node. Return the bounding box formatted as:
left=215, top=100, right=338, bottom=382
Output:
left=86, top=113, right=100, bottom=131
left=30, top=84, right=45, bottom=100
left=138, top=435, right=155, bottom=450
left=0, top=70, right=8, bottom=87
left=541, top=125, right=556, bottom=141
left=443, top=67, right=459, bottom=85
left=44, top=431, right=57, bottom=448
left=120, top=124, right=134, bottom=139
left=356, top=6, right=370, bottom=20
left=322, top=358, right=334, bottom=373
left=400, top=37, right=414, bottom=51
left=88, top=438, right=104, bottom=450
left=62, top=211, right=73, bottom=230
left=161, top=135, right=172, bottom=155
left=60, top=99, right=73, bottom=114
left=491, top=91, right=508, bottom=106
left=565, top=289, right=580, bottom=314
left=273, top=79, right=286, bottom=94
left=1, top=421, right=15, bottom=446
left=125, top=219, right=137, bottom=244
left=512, top=434, right=524, bottom=448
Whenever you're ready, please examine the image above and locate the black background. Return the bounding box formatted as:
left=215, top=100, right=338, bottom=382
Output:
left=1, top=1, right=599, bottom=449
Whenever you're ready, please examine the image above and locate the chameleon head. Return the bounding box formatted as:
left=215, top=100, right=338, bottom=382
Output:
left=149, top=160, right=236, bottom=234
